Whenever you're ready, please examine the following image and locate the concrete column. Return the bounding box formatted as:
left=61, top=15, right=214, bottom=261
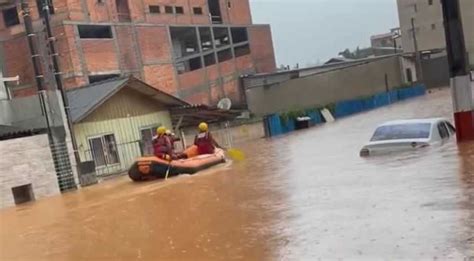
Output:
left=441, top=0, right=474, bottom=141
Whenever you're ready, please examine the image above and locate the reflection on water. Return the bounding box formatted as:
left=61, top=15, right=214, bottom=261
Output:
left=1, top=89, right=473, bottom=260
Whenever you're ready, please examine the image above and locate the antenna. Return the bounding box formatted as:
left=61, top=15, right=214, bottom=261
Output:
left=217, top=98, right=232, bottom=110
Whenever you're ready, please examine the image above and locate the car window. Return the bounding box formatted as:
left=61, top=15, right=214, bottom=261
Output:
left=445, top=121, right=456, bottom=136
left=371, top=123, right=431, bottom=141
left=438, top=123, right=449, bottom=139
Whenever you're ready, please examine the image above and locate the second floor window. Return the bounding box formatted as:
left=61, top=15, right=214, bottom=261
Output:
left=2, top=7, right=20, bottom=27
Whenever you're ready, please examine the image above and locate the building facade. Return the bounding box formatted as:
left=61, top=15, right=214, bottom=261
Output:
left=396, top=0, right=473, bottom=66
left=67, top=76, right=187, bottom=176
left=370, top=28, right=402, bottom=50
left=0, top=0, right=276, bottom=107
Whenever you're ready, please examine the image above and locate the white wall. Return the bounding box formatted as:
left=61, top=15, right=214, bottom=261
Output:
left=0, top=134, right=60, bottom=209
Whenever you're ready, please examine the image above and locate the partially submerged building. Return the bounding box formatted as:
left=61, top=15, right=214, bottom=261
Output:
left=243, top=54, right=418, bottom=116
left=0, top=0, right=276, bottom=107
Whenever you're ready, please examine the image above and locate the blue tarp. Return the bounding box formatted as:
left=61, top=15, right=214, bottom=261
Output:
left=335, top=84, right=426, bottom=119
left=307, top=111, right=323, bottom=125
left=265, top=84, right=426, bottom=137
left=267, top=114, right=283, bottom=136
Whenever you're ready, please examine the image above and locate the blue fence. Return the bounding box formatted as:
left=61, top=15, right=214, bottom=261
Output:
left=265, top=84, right=426, bottom=137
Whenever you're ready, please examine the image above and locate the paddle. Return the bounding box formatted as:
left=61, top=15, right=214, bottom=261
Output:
left=226, top=148, right=245, bottom=161
left=164, top=155, right=172, bottom=180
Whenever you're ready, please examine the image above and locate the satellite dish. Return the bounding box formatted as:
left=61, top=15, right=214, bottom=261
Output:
left=217, top=98, right=232, bottom=110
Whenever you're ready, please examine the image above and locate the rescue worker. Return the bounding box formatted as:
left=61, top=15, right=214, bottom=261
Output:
left=153, top=126, right=173, bottom=160
left=194, top=122, right=222, bottom=155
left=165, top=130, right=179, bottom=149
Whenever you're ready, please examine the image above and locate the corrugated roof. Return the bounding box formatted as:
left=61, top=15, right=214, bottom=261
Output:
left=67, top=77, right=129, bottom=123
left=67, top=76, right=189, bottom=123
left=170, top=104, right=242, bottom=128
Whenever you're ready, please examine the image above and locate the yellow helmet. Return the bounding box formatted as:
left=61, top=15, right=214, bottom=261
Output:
left=198, top=122, right=208, bottom=132
left=157, top=126, right=166, bottom=135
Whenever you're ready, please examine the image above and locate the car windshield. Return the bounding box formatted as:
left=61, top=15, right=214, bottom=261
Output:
left=370, top=123, right=431, bottom=141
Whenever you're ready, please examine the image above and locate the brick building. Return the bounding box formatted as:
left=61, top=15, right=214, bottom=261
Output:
left=0, top=0, right=276, bottom=107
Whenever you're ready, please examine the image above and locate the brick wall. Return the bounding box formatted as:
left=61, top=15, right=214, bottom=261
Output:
left=227, top=0, right=252, bottom=24
left=81, top=39, right=119, bottom=73
left=2, top=36, right=35, bottom=88
left=0, top=0, right=274, bottom=105
left=248, top=25, right=277, bottom=73
left=115, top=25, right=140, bottom=72
left=143, top=64, right=177, bottom=94
left=136, top=26, right=172, bottom=64
left=178, top=68, right=206, bottom=90
left=0, top=134, right=60, bottom=209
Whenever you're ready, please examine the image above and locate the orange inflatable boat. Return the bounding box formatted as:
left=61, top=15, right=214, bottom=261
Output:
left=128, top=146, right=226, bottom=181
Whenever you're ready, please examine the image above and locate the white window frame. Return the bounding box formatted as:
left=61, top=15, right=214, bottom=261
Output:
left=87, top=133, right=121, bottom=169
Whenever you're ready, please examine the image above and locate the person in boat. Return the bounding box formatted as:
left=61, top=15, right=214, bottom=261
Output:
left=194, top=122, right=222, bottom=155
left=165, top=130, right=179, bottom=149
left=153, top=126, right=173, bottom=160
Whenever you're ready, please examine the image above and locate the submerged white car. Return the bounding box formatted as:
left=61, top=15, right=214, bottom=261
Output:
left=360, top=118, right=456, bottom=157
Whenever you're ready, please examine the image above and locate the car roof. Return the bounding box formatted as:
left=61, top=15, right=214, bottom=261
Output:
left=377, top=118, right=447, bottom=127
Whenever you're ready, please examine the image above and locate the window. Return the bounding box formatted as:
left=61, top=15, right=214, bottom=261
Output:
left=204, top=53, right=216, bottom=66
left=438, top=123, right=449, bottom=139
left=11, top=184, right=35, bottom=205
left=193, top=7, right=203, bottom=15
left=140, top=126, right=160, bottom=156
left=149, top=5, right=160, bottom=13
left=227, top=1, right=231, bottom=8
left=199, top=27, right=213, bottom=51
left=176, top=57, right=203, bottom=74
left=213, top=27, right=230, bottom=48
left=175, top=6, right=184, bottom=14
left=431, top=23, right=436, bottom=30
left=36, top=0, right=55, bottom=17
left=189, top=57, right=202, bottom=71
left=231, top=27, right=248, bottom=44
left=370, top=123, right=431, bottom=141
left=428, top=0, right=433, bottom=5
left=78, top=25, right=113, bottom=39
left=165, top=6, right=173, bottom=14
left=2, top=7, right=20, bottom=27
left=208, top=0, right=222, bottom=24
left=88, top=74, right=120, bottom=83
left=217, top=48, right=233, bottom=63
left=234, top=44, right=250, bottom=57
left=170, top=27, right=199, bottom=58
left=414, top=4, right=418, bottom=12
left=406, top=68, right=413, bottom=82
left=116, top=0, right=131, bottom=22
left=88, top=134, right=120, bottom=168
left=445, top=121, right=456, bottom=136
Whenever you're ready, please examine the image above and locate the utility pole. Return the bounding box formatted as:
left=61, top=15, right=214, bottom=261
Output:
left=21, top=0, right=77, bottom=190
left=39, top=0, right=81, bottom=163
left=411, top=17, right=424, bottom=82
left=20, top=0, right=53, bottom=140
left=440, top=0, right=474, bottom=141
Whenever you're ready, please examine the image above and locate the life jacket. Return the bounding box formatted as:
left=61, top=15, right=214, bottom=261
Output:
left=153, top=135, right=171, bottom=158
left=194, top=132, right=215, bottom=155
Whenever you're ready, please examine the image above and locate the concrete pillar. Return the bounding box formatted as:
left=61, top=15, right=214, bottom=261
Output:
left=441, top=0, right=474, bottom=141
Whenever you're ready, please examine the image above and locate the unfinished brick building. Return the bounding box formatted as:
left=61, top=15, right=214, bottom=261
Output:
left=0, top=0, right=276, bottom=107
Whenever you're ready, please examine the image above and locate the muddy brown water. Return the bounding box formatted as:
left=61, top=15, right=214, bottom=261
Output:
left=1, top=88, right=473, bottom=260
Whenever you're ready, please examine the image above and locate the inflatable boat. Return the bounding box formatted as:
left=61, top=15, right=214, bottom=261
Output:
left=128, top=147, right=226, bottom=181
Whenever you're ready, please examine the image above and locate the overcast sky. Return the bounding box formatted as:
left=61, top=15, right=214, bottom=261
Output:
left=249, top=0, right=400, bottom=67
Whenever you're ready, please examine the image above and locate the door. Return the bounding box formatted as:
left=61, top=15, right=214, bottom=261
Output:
left=116, top=0, right=131, bottom=22
left=208, top=0, right=222, bottom=23
left=406, top=68, right=413, bottom=83
left=140, top=127, right=159, bottom=156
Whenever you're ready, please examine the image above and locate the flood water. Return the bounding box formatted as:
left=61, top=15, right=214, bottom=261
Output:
left=1, top=88, right=473, bottom=260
